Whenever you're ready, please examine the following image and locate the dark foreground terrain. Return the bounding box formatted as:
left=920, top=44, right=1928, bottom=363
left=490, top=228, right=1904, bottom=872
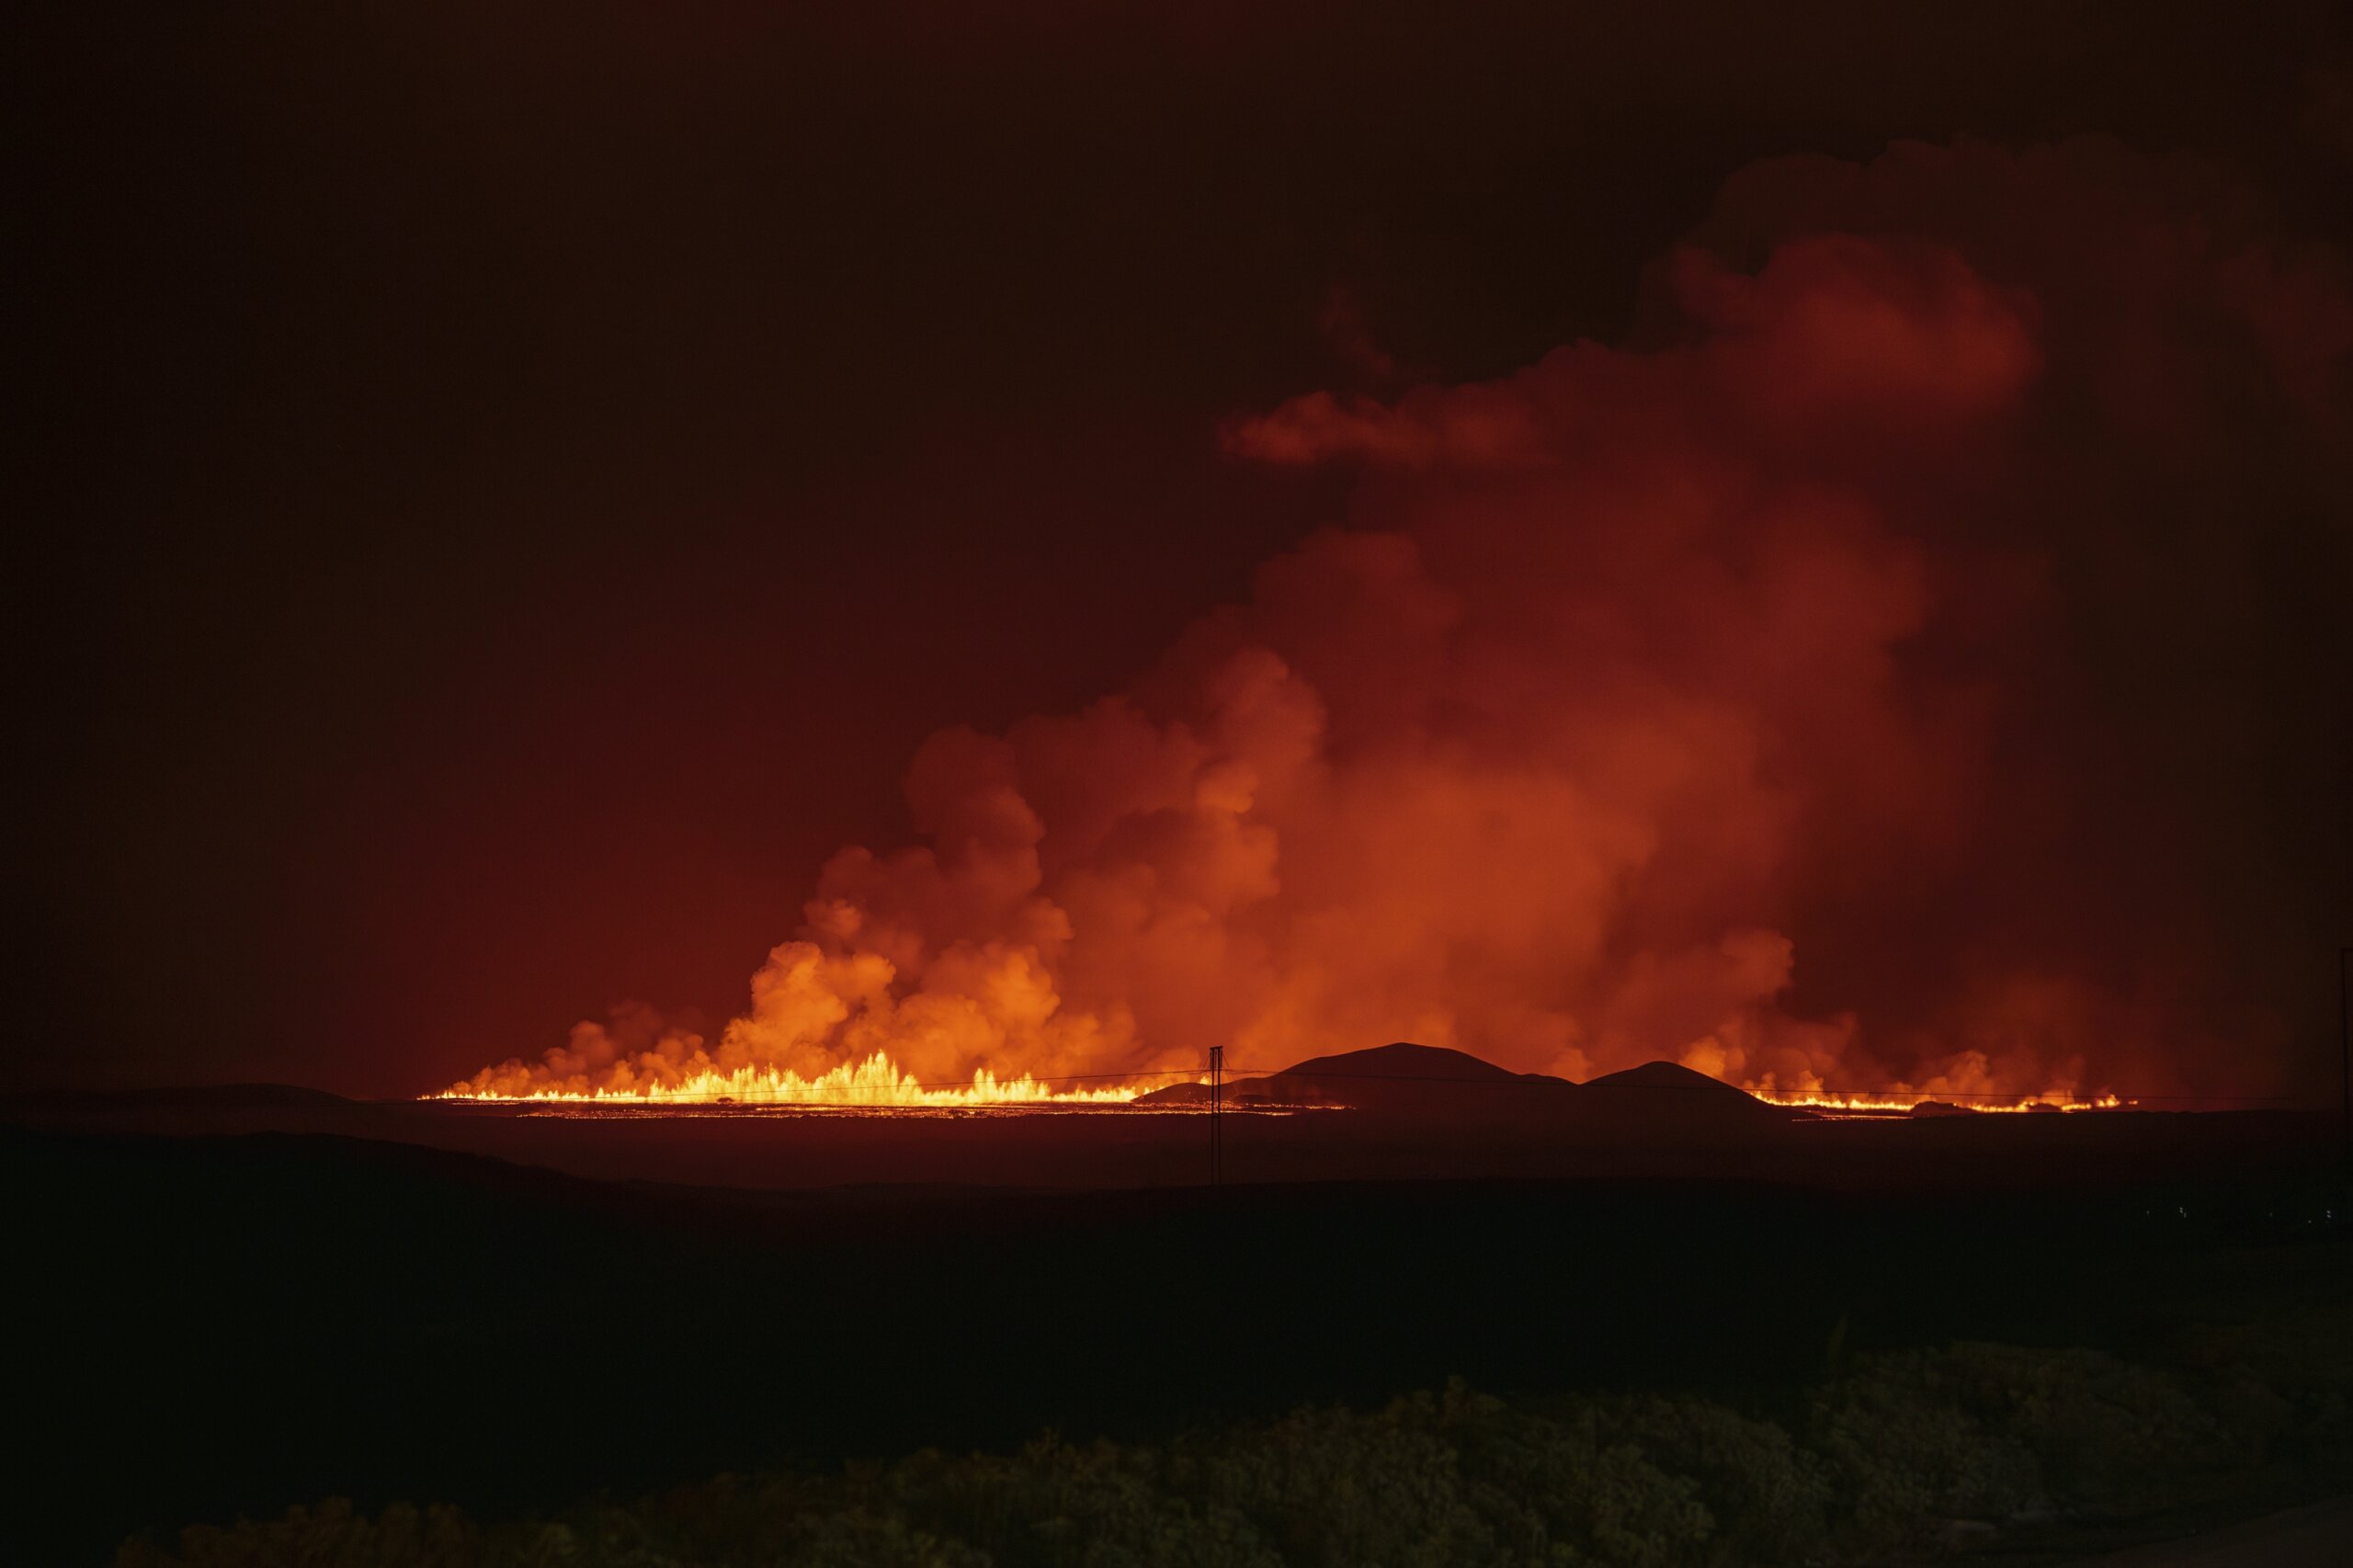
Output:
left=6, top=1088, right=2349, bottom=1565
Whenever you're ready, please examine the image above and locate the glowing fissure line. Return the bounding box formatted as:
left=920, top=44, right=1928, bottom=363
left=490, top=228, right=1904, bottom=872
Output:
left=432, top=1048, right=2126, bottom=1115
left=434, top=1051, right=1156, bottom=1107
left=1747, top=1086, right=2124, bottom=1114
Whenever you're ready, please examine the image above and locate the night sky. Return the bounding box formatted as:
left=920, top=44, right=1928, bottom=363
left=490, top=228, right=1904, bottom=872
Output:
left=25, top=2, right=2353, bottom=1098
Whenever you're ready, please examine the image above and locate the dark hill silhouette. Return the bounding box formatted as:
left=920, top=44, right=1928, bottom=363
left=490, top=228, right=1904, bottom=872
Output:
left=1582, top=1060, right=1754, bottom=1097
left=1133, top=1044, right=1802, bottom=1134
left=1134, top=1043, right=1536, bottom=1108
left=0, top=1082, right=353, bottom=1113
left=1135, top=1043, right=1558, bottom=1110
left=1279, top=1041, right=1526, bottom=1083
left=1234, top=1042, right=1578, bottom=1114
left=1137, top=1044, right=1799, bottom=1128
left=1579, top=1060, right=1793, bottom=1129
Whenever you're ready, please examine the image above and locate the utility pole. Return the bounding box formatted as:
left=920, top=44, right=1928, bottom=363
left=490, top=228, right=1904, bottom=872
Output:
left=1210, top=1044, right=1224, bottom=1187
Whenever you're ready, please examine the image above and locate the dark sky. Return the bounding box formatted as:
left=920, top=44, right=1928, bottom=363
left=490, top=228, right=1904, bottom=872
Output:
left=24, top=2, right=2353, bottom=1096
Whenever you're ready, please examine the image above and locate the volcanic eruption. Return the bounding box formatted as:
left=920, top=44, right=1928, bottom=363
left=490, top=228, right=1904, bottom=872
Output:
left=443, top=139, right=2351, bottom=1115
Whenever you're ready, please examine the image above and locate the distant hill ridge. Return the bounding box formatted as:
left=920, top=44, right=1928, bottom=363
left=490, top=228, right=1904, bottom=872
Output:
left=1582, top=1060, right=1757, bottom=1097
left=1273, top=1041, right=1533, bottom=1083
left=1134, top=1042, right=1789, bottom=1123
left=0, top=1082, right=354, bottom=1112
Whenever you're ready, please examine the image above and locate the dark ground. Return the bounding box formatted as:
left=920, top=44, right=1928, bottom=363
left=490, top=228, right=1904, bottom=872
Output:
left=6, top=1097, right=2347, bottom=1564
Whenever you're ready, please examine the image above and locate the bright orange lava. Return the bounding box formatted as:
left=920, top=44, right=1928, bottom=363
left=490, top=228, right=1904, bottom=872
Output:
left=1746, top=1086, right=2125, bottom=1115
left=429, top=1049, right=2124, bottom=1116
left=432, top=1051, right=1148, bottom=1108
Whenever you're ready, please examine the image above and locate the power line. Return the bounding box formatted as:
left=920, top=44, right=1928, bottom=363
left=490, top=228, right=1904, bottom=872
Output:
left=1209, top=1045, right=1225, bottom=1186
left=2339, top=945, right=2350, bottom=1184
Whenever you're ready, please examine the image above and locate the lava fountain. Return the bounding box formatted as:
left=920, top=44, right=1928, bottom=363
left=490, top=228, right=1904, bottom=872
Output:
left=433, top=1051, right=1164, bottom=1108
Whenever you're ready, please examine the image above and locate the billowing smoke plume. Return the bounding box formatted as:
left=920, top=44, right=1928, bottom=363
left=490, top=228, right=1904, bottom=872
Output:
left=453, top=138, right=2352, bottom=1104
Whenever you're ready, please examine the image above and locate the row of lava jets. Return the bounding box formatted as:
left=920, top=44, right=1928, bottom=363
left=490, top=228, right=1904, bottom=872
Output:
left=429, top=1053, right=2126, bottom=1116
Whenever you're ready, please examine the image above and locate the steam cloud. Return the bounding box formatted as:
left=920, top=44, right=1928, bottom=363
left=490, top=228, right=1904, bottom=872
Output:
left=453, top=139, right=2353, bottom=1104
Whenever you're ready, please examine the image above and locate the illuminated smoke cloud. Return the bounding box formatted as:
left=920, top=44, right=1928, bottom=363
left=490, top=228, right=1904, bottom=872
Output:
left=451, top=138, right=2351, bottom=1104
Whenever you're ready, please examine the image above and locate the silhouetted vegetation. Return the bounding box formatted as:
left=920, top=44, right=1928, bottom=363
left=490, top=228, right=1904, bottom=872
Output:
left=118, top=1307, right=2353, bottom=1568
left=17, top=1121, right=2347, bottom=1565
